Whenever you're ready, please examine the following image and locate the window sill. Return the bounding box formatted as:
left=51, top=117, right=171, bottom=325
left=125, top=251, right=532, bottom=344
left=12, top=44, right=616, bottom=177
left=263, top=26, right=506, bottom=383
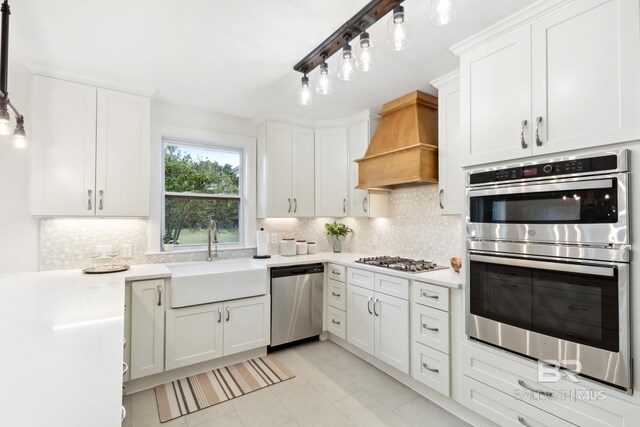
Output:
left=146, top=246, right=257, bottom=256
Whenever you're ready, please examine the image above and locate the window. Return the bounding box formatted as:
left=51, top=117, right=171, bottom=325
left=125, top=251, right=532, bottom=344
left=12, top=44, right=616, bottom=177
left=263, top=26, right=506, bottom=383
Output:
left=163, top=140, right=242, bottom=248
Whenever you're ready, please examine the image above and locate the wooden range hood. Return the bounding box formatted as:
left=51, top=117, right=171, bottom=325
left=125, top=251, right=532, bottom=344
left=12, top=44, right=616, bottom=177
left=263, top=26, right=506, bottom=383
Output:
left=355, top=90, right=438, bottom=189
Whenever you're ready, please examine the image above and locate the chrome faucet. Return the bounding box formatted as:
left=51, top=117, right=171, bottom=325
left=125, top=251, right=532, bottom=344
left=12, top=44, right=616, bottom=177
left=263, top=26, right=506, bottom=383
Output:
left=208, top=219, right=219, bottom=261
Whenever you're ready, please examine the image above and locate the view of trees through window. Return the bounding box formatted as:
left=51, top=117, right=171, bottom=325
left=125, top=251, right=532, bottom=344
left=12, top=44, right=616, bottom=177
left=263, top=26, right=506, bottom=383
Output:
left=164, top=142, right=241, bottom=246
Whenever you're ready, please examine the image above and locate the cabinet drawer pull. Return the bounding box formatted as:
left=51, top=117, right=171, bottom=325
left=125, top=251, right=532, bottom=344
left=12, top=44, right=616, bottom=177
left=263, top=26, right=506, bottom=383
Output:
left=226, top=307, right=230, bottom=322
left=157, top=285, right=162, bottom=306
left=217, top=307, right=222, bottom=323
left=517, top=416, right=533, bottom=427
left=439, top=189, right=444, bottom=209
left=421, top=291, right=439, bottom=300
left=373, top=298, right=379, bottom=317
left=331, top=292, right=341, bottom=297
left=517, top=379, right=553, bottom=397
left=121, top=406, right=126, bottom=422
left=367, top=296, right=373, bottom=315
left=520, top=119, right=528, bottom=149
left=87, top=189, right=93, bottom=210
left=122, top=337, right=127, bottom=349
left=422, top=323, right=439, bottom=332
left=98, top=189, right=104, bottom=210
left=363, top=196, right=368, bottom=213
left=535, top=116, right=543, bottom=146
left=293, top=198, right=297, bottom=213
left=422, top=363, right=439, bottom=373
left=343, top=198, right=346, bottom=213
left=288, top=198, right=291, bottom=213
left=331, top=319, right=341, bottom=325
left=122, top=362, right=128, bottom=375
left=332, top=270, right=341, bottom=275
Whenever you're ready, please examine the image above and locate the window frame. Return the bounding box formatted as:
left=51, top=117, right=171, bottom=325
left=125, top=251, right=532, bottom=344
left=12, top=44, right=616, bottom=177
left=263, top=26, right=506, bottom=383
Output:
left=161, top=138, right=244, bottom=249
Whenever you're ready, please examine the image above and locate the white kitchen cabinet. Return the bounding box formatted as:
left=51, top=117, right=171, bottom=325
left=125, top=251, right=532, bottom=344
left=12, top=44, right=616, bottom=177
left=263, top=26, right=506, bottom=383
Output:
left=165, top=303, right=224, bottom=371
left=346, top=284, right=375, bottom=356
left=31, top=75, right=150, bottom=217
left=430, top=71, right=464, bottom=215
left=374, top=292, right=409, bottom=373
left=223, top=296, right=270, bottom=356
left=348, top=120, right=389, bottom=218
left=258, top=122, right=314, bottom=218
left=315, top=128, right=349, bottom=217
left=130, top=279, right=165, bottom=379
left=457, top=0, right=640, bottom=166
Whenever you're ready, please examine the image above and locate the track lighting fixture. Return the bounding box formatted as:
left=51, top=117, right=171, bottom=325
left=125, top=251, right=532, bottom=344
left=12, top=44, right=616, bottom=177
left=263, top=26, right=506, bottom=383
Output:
left=356, top=30, right=375, bottom=72
left=316, top=55, right=333, bottom=95
left=297, top=69, right=312, bottom=106
left=388, top=1, right=408, bottom=51
left=338, top=36, right=356, bottom=81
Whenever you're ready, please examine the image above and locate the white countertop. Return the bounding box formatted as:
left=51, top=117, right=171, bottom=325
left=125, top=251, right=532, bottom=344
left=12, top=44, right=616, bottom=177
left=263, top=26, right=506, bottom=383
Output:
left=0, top=264, right=170, bottom=427
left=253, top=252, right=462, bottom=289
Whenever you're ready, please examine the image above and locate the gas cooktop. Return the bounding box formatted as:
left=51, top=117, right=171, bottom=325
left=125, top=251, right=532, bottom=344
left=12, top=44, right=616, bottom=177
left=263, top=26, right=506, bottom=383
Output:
left=354, top=256, right=448, bottom=274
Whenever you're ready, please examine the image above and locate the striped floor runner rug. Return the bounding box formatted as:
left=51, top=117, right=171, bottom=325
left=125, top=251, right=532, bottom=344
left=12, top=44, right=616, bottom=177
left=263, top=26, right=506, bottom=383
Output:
left=154, top=356, right=295, bottom=423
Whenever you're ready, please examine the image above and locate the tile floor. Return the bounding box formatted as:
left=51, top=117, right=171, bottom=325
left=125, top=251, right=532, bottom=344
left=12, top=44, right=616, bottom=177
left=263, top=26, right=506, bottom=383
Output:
left=124, top=339, right=470, bottom=427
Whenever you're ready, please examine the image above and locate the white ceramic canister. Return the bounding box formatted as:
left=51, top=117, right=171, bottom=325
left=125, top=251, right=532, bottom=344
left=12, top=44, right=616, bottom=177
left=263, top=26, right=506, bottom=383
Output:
left=307, top=241, right=317, bottom=254
left=280, top=237, right=297, bottom=256
left=296, top=240, right=308, bottom=255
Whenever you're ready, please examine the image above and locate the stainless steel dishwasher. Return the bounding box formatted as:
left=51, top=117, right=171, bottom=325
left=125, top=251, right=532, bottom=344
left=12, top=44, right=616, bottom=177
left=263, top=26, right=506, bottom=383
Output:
left=270, top=264, right=324, bottom=347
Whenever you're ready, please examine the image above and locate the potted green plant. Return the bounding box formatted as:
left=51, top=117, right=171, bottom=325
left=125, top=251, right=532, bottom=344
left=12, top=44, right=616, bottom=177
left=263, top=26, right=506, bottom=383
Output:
left=324, top=221, right=353, bottom=253
left=162, top=232, right=174, bottom=252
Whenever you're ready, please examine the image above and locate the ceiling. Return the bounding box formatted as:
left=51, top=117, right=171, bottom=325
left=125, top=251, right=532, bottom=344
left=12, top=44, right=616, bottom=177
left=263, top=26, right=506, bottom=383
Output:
left=12, top=0, right=535, bottom=120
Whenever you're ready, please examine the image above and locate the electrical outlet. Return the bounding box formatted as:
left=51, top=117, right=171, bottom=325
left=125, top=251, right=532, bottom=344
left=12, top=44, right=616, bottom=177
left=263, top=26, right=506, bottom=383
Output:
left=270, top=233, right=278, bottom=244
left=95, top=244, right=112, bottom=257
left=122, top=244, right=133, bottom=258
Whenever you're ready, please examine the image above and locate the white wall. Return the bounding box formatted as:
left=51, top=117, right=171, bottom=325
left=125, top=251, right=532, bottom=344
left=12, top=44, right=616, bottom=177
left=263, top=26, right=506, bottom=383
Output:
left=0, top=57, right=39, bottom=273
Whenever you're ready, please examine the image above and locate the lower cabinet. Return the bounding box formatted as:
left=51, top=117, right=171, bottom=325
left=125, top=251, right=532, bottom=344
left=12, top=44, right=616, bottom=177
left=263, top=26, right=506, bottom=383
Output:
left=412, top=342, right=450, bottom=397
left=165, top=295, right=270, bottom=371
left=130, top=279, right=165, bottom=380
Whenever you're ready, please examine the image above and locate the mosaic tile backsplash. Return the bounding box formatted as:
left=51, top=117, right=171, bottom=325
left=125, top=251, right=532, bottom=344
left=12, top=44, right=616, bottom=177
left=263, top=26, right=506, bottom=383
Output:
left=40, top=186, right=461, bottom=270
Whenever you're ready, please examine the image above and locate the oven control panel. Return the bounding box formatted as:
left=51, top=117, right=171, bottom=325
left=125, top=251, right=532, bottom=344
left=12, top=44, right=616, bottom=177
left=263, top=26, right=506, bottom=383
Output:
left=470, top=154, right=618, bottom=185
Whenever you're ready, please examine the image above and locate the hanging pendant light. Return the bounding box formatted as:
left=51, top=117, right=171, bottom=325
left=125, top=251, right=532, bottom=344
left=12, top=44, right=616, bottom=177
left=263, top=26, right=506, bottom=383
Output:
left=0, top=1, right=26, bottom=146
left=388, top=1, right=408, bottom=51
left=356, top=30, right=375, bottom=72
left=338, top=36, right=356, bottom=81
left=0, top=100, right=10, bottom=136
left=431, top=0, right=457, bottom=25
left=13, top=116, right=25, bottom=148
left=297, top=69, right=313, bottom=106
left=316, top=55, right=333, bottom=95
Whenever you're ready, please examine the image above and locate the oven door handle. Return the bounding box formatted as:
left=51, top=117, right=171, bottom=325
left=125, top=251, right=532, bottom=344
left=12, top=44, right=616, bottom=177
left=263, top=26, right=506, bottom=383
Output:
left=469, top=253, right=615, bottom=277
left=469, top=178, right=613, bottom=197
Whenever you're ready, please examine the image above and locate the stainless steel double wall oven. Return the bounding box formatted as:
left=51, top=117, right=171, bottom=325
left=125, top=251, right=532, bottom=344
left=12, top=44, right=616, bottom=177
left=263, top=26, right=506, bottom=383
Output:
left=466, top=150, right=632, bottom=392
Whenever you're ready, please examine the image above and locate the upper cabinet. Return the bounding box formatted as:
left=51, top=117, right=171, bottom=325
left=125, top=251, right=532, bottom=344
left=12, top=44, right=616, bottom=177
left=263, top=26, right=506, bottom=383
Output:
left=31, top=75, right=150, bottom=216
left=315, top=128, right=349, bottom=217
left=457, top=0, right=640, bottom=166
left=431, top=71, right=463, bottom=215
left=257, top=121, right=315, bottom=218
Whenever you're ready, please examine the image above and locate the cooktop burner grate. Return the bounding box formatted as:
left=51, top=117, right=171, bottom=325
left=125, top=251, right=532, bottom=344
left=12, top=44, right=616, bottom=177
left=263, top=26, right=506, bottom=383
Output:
left=354, top=256, right=449, bottom=273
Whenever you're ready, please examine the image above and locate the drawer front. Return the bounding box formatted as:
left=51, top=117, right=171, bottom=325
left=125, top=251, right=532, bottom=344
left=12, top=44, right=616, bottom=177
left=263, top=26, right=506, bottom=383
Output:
left=327, top=306, right=346, bottom=340
left=328, top=263, right=346, bottom=282
left=411, top=341, right=450, bottom=397
left=461, top=376, right=576, bottom=427
left=412, top=304, right=450, bottom=354
left=462, top=343, right=626, bottom=427
left=347, top=267, right=374, bottom=290
left=411, top=281, right=449, bottom=312
left=328, top=279, right=346, bottom=311
left=375, top=273, right=409, bottom=300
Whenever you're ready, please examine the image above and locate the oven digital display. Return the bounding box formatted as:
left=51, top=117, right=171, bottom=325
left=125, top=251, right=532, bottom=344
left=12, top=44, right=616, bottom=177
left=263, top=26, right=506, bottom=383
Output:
left=522, top=167, right=538, bottom=177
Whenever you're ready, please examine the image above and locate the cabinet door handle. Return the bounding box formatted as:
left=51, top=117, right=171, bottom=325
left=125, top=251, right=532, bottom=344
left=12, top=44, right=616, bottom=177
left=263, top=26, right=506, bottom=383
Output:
left=293, top=198, right=297, bottom=213
left=373, top=298, right=379, bottom=317
left=122, top=362, right=128, bottom=375
left=157, top=285, right=162, bottom=306
left=367, top=296, right=373, bottom=315
left=520, top=119, right=528, bottom=149
left=363, top=197, right=368, bottom=213
left=343, top=198, right=346, bottom=213
left=517, top=379, right=553, bottom=397
left=517, top=416, right=533, bottom=427
left=421, top=291, right=439, bottom=300
left=332, top=269, right=341, bottom=275
left=535, top=116, right=543, bottom=146
left=287, top=198, right=291, bottom=213
left=331, top=292, right=341, bottom=297
left=422, top=323, right=439, bottom=332
left=331, top=319, right=341, bottom=325
left=87, top=189, right=93, bottom=210
left=422, top=363, right=439, bottom=373
left=226, top=307, right=230, bottom=322
left=217, top=307, right=222, bottom=323
left=98, top=190, right=104, bottom=210
left=121, top=406, right=126, bottom=422
left=438, top=189, right=444, bottom=209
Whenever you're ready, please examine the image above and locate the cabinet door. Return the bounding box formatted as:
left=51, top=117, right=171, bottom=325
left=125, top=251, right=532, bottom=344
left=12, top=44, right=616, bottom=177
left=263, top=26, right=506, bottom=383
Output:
left=346, top=285, right=375, bottom=356
left=223, top=296, right=270, bottom=356
left=374, top=293, right=409, bottom=374
left=348, top=121, right=370, bottom=217
left=165, top=303, right=224, bottom=371
left=130, top=279, right=165, bottom=379
left=95, top=88, right=150, bottom=216
left=531, top=0, right=640, bottom=155
left=291, top=126, right=315, bottom=217
left=31, top=76, right=97, bottom=216
left=266, top=122, right=293, bottom=217
left=315, top=128, right=348, bottom=217
left=437, top=79, right=464, bottom=215
left=460, top=26, right=532, bottom=166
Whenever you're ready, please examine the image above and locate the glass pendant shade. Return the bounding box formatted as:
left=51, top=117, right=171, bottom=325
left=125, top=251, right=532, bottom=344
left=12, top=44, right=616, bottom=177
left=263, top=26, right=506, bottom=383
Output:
left=388, top=7, right=408, bottom=51
left=316, top=63, right=333, bottom=95
left=13, top=117, right=26, bottom=148
left=0, top=105, right=10, bottom=136
left=338, top=43, right=356, bottom=81
left=356, top=32, right=375, bottom=72
left=297, top=75, right=313, bottom=106
left=431, top=0, right=457, bottom=25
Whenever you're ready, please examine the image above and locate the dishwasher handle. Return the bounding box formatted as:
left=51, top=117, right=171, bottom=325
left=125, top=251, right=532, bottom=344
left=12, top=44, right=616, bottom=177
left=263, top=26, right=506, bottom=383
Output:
left=271, top=263, right=325, bottom=278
